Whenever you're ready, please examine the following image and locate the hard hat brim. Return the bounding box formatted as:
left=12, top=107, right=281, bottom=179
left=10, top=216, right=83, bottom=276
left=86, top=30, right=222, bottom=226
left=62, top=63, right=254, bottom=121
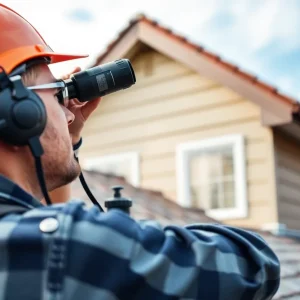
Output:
left=1, top=44, right=88, bottom=74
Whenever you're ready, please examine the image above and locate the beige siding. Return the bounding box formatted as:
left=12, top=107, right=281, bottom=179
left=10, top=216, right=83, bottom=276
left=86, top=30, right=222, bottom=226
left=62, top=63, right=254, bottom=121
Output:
left=80, top=48, right=278, bottom=228
left=274, top=130, right=300, bottom=230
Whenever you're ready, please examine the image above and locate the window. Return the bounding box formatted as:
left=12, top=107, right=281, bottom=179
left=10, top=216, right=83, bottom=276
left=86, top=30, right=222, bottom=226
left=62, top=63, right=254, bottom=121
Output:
left=176, top=134, right=247, bottom=220
left=82, top=152, right=140, bottom=187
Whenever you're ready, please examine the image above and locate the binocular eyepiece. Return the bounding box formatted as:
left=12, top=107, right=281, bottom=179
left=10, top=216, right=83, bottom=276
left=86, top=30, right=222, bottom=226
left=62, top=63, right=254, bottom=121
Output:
left=57, top=59, right=136, bottom=102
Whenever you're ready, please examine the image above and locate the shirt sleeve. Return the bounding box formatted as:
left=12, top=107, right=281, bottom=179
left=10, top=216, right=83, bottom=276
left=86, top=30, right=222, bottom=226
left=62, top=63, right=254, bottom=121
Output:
left=63, top=202, right=280, bottom=300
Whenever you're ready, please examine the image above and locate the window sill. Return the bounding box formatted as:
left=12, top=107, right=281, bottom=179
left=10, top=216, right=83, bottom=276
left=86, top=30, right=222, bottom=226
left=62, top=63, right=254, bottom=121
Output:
left=205, top=207, right=248, bottom=220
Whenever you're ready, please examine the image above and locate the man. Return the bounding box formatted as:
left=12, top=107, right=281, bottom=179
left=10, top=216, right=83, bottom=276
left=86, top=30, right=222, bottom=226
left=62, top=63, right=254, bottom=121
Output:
left=0, top=4, right=280, bottom=300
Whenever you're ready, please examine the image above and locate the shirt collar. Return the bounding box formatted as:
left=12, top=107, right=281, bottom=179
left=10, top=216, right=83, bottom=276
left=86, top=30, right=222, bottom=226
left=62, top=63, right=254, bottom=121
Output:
left=0, top=174, right=43, bottom=209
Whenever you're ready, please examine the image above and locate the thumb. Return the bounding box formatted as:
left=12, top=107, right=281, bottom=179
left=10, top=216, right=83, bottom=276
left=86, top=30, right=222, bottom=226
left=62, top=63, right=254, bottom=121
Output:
left=81, top=98, right=102, bottom=120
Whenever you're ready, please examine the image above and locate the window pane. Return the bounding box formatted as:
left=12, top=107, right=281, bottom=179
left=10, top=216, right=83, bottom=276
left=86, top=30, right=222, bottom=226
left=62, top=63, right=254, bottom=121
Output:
left=222, top=153, right=234, bottom=176
left=190, top=155, right=210, bottom=185
left=223, top=180, right=235, bottom=208
left=190, top=182, right=217, bottom=210
left=189, top=145, right=235, bottom=210
left=190, top=186, right=199, bottom=207
left=210, top=182, right=219, bottom=209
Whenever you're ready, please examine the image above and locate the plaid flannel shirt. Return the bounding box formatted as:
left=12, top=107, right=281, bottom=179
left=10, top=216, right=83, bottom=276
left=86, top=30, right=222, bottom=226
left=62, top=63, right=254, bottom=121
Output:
left=0, top=170, right=280, bottom=299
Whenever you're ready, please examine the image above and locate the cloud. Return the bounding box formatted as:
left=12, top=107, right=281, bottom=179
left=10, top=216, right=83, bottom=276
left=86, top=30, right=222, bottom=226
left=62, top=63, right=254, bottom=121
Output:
left=182, top=0, right=300, bottom=99
left=244, top=0, right=300, bottom=52
left=65, top=8, right=95, bottom=23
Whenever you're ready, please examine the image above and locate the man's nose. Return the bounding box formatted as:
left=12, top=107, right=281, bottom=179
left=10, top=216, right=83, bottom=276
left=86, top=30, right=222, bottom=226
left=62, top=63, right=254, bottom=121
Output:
left=63, top=106, right=75, bottom=125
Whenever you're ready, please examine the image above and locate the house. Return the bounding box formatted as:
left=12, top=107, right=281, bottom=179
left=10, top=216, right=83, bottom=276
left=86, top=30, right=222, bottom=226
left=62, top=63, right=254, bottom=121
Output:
left=77, top=14, right=300, bottom=234
left=71, top=170, right=300, bottom=300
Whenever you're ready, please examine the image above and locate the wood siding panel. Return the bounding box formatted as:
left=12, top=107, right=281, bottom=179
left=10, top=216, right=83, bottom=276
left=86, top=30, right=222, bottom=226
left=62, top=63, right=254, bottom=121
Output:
left=93, top=73, right=215, bottom=114
left=278, top=168, right=300, bottom=190
left=142, top=154, right=267, bottom=181
left=275, top=130, right=300, bottom=230
left=130, top=59, right=194, bottom=86
left=80, top=50, right=277, bottom=228
left=281, top=219, right=300, bottom=230
left=86, top=86, right=241, bottom=132
left=82, top=120, right=270, bottom=158
left=278, top=200, right=300, bottom=220
left=83, top=101, right=260, bottom=149
left=226, top=205, right=276, bottom=229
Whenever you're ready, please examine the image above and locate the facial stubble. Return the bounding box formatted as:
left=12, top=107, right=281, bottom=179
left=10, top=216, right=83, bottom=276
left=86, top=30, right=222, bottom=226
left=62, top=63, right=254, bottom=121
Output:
left=41, top=121, right=81, bottom=192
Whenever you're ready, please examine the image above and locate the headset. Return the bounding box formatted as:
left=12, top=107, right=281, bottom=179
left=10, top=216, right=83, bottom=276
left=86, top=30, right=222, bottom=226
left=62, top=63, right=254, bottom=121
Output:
left=0, top=64, right=55, bottom=205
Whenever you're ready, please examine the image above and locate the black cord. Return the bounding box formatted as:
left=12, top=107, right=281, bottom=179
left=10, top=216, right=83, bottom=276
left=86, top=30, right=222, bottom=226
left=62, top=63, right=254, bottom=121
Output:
left=79, top=172, right=104, bottom=212
left=28, top=136, right=52, bottom=205
left=34, top=156, right=52, bottom=205
left=75, top=156, right=104, bottom=212
left=28, top=135, right=104, bottom=210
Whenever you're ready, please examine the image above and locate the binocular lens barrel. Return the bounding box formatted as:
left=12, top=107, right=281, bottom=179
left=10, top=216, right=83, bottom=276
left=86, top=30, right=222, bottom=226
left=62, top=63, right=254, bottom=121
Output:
left=62, top=59, right=136, bottom=102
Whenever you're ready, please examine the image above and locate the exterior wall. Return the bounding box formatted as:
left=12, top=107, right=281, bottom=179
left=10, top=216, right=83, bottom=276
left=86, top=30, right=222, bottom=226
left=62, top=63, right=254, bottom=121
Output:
left=274, top=129, right=300, bottom=230
left=80, top=48, right=278, bottom=228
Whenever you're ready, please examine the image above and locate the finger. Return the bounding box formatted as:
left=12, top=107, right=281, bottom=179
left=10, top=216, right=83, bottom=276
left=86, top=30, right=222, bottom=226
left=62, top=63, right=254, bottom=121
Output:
left=72, top=98, right=86, bottom=106
left=61, top=66, right=82, bottom=80
left=68, top=99, right=86, bottom=111
left=71, top=66, right=81, bottom=74
left=67, top=99, right=79, bottom=109
left=81, top=98, right=102, bottom=120
left=67, top=99, right=86, bottom=112
left=61, top=70, right=79, bottom=80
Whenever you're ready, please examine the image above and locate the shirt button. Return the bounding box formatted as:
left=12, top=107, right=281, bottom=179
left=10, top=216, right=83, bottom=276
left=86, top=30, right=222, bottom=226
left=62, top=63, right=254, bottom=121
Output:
left=39, top=217, right=59, bottom=233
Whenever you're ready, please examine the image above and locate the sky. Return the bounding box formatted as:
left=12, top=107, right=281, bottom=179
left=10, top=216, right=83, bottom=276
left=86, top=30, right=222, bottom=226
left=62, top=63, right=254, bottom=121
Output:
left=3, top=0, right=300, bottom=100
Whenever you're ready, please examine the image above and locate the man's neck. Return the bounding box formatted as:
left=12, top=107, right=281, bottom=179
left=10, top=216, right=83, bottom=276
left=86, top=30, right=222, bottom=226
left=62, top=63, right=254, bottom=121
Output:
left=0, top=148, right=43, bottom=200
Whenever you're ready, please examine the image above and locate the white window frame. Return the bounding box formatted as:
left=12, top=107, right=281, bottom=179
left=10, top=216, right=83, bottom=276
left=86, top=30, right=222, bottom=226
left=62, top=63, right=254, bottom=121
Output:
left=176, top=134, right=248, bottom=220
left=82, top=152, right=140, bottom=187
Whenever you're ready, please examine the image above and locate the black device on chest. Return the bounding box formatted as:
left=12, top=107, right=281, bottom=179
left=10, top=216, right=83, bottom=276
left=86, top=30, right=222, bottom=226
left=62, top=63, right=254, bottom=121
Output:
left=0, top=67, right=47, bottom=146
left=0, top=67, right=50, bottom=204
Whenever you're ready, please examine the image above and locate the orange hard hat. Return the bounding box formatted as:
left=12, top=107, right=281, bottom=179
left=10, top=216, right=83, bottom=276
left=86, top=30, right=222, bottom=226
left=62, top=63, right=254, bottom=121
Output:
left=0, top=4, right=88, bottom=74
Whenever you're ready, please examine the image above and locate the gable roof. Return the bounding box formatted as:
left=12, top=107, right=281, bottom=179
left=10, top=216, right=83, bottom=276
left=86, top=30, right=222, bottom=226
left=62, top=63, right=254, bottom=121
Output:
left=91, top=14, right=300, bottom=127
left=71, top=170, right=300, bottom=299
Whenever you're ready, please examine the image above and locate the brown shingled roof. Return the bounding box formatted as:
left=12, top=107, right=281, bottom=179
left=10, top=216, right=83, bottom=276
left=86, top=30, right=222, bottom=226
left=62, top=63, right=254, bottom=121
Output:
left=92, top=13, right=300, bottom=126
left=71, top=170, right=300, bottom=299
left=71, top=170, right=217, bottom=224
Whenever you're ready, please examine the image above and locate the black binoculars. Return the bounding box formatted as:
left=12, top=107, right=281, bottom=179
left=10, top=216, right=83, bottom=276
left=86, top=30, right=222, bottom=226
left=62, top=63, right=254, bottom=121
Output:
left=57, top=58, right=136, bottom=102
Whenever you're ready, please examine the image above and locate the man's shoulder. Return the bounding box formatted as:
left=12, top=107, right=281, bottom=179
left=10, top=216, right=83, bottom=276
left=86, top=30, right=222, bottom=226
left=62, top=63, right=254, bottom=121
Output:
left=0, top=200, right=102, bottom=235
left=18, top=199, right=96, bottom=216
left=32, top=199, right=89, bottom=217
left=0, top=199, right=136, bottom=260
left=0, top=199, right=137, bottom=242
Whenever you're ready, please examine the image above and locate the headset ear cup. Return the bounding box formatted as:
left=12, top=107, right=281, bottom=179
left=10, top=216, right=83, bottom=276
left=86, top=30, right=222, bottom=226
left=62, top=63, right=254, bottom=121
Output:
left=0, top=88, right=47, bottom=146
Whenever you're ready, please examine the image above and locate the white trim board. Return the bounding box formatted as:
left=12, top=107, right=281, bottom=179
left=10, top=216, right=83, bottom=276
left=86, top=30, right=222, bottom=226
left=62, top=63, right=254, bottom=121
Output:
left=176, top=134, right=248, bottom=220
left=82, top=151, right=140, bottom=187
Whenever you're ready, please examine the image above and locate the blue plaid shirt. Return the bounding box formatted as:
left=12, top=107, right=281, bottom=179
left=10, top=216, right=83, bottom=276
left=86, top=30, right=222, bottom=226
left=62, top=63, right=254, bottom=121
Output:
left=0, top=174, right=280, bottom=299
